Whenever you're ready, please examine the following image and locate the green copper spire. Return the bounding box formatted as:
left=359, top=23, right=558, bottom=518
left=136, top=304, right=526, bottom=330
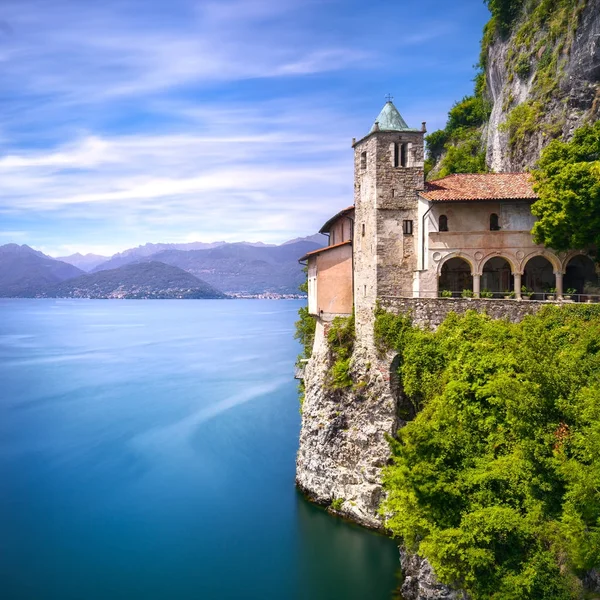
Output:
left=369, top=100, right=411, bottom=133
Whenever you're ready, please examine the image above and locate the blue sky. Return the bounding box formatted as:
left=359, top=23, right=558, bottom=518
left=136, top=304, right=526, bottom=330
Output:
left=0, top=0, right=490, bottom=257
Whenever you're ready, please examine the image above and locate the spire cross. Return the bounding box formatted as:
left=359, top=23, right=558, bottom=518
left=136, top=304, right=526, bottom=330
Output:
left=385, top=93, right=394, bottom=102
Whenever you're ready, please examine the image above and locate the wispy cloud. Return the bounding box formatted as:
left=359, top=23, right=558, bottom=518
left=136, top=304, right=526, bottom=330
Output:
left=0, top=0, right=490, bottom=254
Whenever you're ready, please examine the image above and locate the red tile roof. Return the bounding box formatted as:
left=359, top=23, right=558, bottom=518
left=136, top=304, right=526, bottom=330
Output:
left=298, top=240, right=352, bottom=262
left=421, top=173, right=537, bottom=202
left=319, top=206, right=354, bottom=234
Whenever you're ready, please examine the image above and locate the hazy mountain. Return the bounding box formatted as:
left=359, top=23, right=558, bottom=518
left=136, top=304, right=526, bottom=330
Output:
left=40, top=261, right=226, bottom=299
left=0, top=244, right=84, bottom=297
left=56, top=252, right=109, bottom=272
left=91, top=241, right=228, bottom=272
left=134, top=240, right=321, bottom=294
left=283, top=234, right=328, bottom=246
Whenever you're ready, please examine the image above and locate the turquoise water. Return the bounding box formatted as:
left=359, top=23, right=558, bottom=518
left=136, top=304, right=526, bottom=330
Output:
left=0, top=299, right=401, bottom=599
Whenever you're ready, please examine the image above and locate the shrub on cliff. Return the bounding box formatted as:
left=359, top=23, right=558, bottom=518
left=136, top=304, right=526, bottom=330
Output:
left=381, top=306, right=600, bottom=599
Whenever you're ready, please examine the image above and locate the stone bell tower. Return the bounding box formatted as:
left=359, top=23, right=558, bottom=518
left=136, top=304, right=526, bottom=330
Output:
left=351, top=99, right=425, bottom=334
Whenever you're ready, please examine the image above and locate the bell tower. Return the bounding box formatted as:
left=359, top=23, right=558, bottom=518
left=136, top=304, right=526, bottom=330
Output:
left=351, top=99, right=425, bottom=332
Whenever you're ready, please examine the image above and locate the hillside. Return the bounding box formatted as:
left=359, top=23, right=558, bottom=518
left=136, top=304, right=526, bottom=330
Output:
left=426, top=0, right=599, bottom=177
left=39, top=261, right=225, bottom=299
left=92, top=239, right=321, bottom=295
left=0, top=244, right=84, bottom=297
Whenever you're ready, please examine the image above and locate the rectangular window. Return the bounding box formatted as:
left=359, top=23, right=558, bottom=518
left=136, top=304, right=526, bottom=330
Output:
left=361, top=151, right=367, bottom=170
left=400, top=143, right=407, bottom=167
left=403, top=220, right=413, bottom=235
left=393, top=143, right=399, bottom=167
left=361, top=223, right=365, bottom=237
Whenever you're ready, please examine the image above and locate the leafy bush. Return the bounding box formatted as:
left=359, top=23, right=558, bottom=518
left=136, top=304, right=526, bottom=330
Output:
left=461, top=289, right=475, bottom=298
left=326, top=314, right=355, bottom=389
left=531, top=121, right=600, bottom=254
left=381, top=306, right=600, bottom=599
left=480, top=289, right=494, bottom=298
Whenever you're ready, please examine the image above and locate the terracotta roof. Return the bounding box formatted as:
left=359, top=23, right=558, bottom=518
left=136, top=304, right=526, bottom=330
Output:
left=421, top=173, right=538, bottom=202
left=319, top=206, right=354, bottom=234
left=299, top=240, right=352, bottom=262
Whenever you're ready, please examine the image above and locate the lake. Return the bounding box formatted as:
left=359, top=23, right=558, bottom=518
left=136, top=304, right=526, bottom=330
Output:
left=0, top=299, right=401, bottom=599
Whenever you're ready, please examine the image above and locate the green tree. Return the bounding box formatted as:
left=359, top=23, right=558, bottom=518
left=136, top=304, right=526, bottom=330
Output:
left=379, top=306, right=600, bottom=599
left=531, top=121, right=600, bottom=255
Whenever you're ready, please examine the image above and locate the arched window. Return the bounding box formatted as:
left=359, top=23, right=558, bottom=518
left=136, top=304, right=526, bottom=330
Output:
left=439, top=214, right=448, bottom=232
left=490, top=213, right=500, bottom=231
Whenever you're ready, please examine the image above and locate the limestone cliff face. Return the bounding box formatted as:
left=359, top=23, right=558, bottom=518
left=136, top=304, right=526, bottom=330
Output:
left=484, top=0, right=600, bottom=171
left=295, top=319, right=399, bottom=530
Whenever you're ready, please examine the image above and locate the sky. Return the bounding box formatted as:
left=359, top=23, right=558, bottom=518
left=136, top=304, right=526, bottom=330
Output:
left=0, top=0, right=491, bottom=257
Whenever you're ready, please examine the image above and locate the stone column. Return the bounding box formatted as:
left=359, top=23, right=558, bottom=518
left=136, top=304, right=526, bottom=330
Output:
left=514, top=272, right=522, bottom=300
left=473, top=274, right=481, bottom=298
left=555, top=271, right=564, bottom=300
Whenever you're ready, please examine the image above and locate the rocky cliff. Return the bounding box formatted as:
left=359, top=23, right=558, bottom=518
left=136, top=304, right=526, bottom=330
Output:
left=428, top=0, right=600, bottom=177
left=484, top=0, right=600, bottom=171
left=295, top=319, right=399, bottom=530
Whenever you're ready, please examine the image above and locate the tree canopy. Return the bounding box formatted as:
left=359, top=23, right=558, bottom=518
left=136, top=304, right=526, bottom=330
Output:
left=379, top=306, right=600, bottom=599
left=531, top=121, right=600, bottom=256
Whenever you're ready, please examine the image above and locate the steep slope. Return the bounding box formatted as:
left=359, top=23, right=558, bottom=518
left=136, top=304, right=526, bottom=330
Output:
left=426, top=0, right=599, bottom=176
left=40, top=261, right=225, bottom=299
left=484, top=0, right=600, bottom=170
left=0, top=244, right=84, bottom=297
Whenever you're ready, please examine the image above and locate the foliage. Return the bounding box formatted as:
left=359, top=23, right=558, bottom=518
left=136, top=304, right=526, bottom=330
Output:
left=295, top=305, right=316, bottom=361
left=426, top=97, right=490, bottom=179
left=485, top=0, right=525, bottom=36
left=326, top=313, right=355, bottom=389
left=330, top=497, right=344, bottom=511
left=373, top=304, right=413, bottom=356
left=480, top=289, right=494, bottom=298
left=462, top=289, right=475, bottom=298
left=498, top=100, right=543, bottom=154
left=531, top=121, right=600, bottom=255
left=381, top=306, right=600, bottom=599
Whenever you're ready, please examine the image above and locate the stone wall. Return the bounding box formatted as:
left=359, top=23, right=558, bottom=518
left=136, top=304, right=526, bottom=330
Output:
left=380, top=296, right=551, bottom=329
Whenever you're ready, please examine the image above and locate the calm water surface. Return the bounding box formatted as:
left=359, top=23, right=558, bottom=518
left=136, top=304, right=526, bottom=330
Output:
left=0, top=299, right=401, bottom=599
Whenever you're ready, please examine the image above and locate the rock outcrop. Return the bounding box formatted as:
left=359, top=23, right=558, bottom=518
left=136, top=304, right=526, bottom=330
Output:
left=295, top=319, right=399, bottom=530
left=484, top=0, right=600, bottom=171
left=399, top=550, right=467, bottom=600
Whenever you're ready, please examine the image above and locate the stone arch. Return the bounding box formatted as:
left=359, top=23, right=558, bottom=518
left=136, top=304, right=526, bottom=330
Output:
left=481, top=255, right=514, bottom=293
left=523, top=254, right=556, bottom=294
left=436, top=252, right=475, bottom=276
left=439, top=256, right=474, bottom=294
left=564, top=253, right=599, bottom=295
left=519, top=250, right=562, bottom=275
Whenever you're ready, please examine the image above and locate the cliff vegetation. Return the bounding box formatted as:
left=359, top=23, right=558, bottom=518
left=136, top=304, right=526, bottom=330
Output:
left=426, top=0, right=598, bottom=177
left=378, top=306, right=600, bottom=599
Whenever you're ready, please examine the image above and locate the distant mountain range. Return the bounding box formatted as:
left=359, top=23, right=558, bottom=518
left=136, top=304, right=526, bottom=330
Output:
left=0, top=244, right=84, bottom=296
left=0, top=234, right=327, bottom=298
left=41, top=261, right=225, bottom=299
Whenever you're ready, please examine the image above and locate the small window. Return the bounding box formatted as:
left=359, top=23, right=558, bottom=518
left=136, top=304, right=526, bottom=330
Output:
left=490, top=213, right=500, bottom=231
left=393, top=143, right=400, bottom=167
left=439, top=214, right=448, bottom=232
left=391, top=188, right=395, bottom=198
left=403, top=220, right=413, bottom=235
left=361, top=223, right=365, bottom=237
left=361, top=151, right=367, bottom=170
left=400, top=143, right=407, bottom=167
